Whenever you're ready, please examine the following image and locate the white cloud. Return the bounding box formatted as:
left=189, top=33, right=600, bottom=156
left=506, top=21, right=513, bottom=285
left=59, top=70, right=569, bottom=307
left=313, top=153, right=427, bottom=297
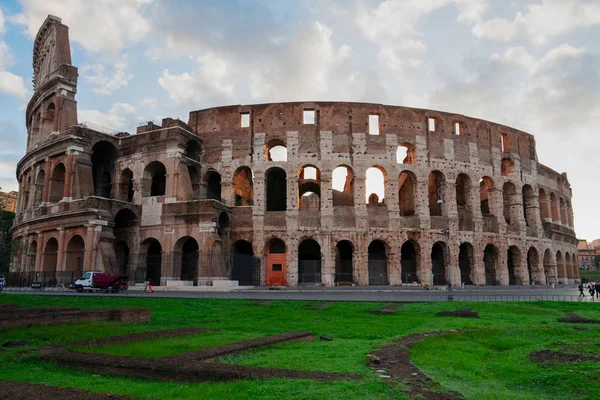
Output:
left=490, top=43, right=585, bottom=74
left=0, top=41, right=12, bottom=70
left=0, top=8, right=6, bottom=35
left=79, top=102, right=137, bottom=130
left=472, top=0, right=600, bottom=45
left=140, top=97, right=157, bottom=109
left=81, top=56, right=133, bottom=95
left=489, top=46, right=536, bottom=69
left=0, top=71, right=28, bottom=99
left=14, top=0, right=153, bottom=52
left=110, top=102, right=136, bottom=115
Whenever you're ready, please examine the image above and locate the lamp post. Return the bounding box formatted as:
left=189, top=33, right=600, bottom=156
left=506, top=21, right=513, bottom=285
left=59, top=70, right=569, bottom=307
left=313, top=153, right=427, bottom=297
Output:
left=437, top=185, right=453, bottom=301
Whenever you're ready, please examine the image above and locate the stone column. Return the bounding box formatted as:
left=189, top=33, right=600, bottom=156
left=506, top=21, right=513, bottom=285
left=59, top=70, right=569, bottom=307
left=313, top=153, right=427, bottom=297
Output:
left=83, top=225, right=95, bottom=272
left=63, top=161, right=73, bottom=201
left=35, top=232, right=44, bottom=272
left=418, top=242, right=432, bottom=286
left=354, top=168, right=368, bottom=229
left=388, top=250, right=401, bottom=286
left=56, top=228, right=66, bottom=271
left=320, top=170, right=333, bottom=230
left=321, top=233, right=334, bottom=286
left=415, top=178, right=430, bottom=229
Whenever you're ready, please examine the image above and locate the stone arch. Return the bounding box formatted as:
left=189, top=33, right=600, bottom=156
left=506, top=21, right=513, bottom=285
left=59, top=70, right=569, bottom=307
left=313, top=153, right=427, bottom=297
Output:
left=503, top=182, right=517, bottom=227
left=265, top=167, right=287, bottom=211
left=507, top=245, right=521, bottom=285
left=174, top=236, right=199, bottom=283
left=335, top=240, right=354, bottom=284
left=368, top=240, right=388, bottom=285
left=456, top=173, right=473, bottom=230
left=522, top=184, right=536, bottom=229
left=298, top=238, right=321, bottom=284
left=298, top=165, right=320, bottom=210
left=34, top=169, right=45, bottom=206
left=565, top=252, right=573, bottom=282
left=556, top=250, right=566, bottom=283
left=527, top=247, right=540, bottom=285
left=479, top=176, right=495, bottom=216
left=231, top=240, right=256, bottom=286
left=218, top=212, right=230, bottom=239
left=65, top=235, right=85, bottom=275
left=398, top=171, right=416, bottom=216
left=539, top=189, right=550, bottom=221
left=265, top=139, right=287, bottom=161
left=143, top=161, right=167, bottom=197
left=185, top=139, right=201, bottom=161
left=233, top=166, right=253, bottom=206
left=202, top=170, right=222, bottom=201
left=431, top=241, right=448, bottom=285
left=114, top=240, right=130, bottom=274
left=49, top=163, right=66, bottom=203
left=366, top=166, right=386, bottom=204
left=501, top=158, right=515, bottom=176
left=141, top=238, right=162, bottom=286
left=428, top=170, right=445, bottom=216
left=91, top=141, right=118, bottom=198
left=42, top=102, right=55, bottom=133
left=543, top=249, right=555, bottom=284
left=396, top=143, right=416, bottom=164
left=332, top=165, right=354, bottom=206
left=400, top=240, right=420, bottom=284
left=42, top=237, right=59, bottom=272
left=550, top=193, right=559, bottom=223
left=483, top=244, right=499, bottom=285
left=117, top=168, right=134, bottom=202
left=459, top=242, right=474, bottom=285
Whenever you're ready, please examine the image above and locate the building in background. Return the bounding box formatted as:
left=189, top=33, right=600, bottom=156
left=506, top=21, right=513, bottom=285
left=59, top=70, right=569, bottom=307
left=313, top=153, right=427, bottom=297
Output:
left=577, top=239, right=600, bottom=270
left=0, top=191, right=18, bottom=213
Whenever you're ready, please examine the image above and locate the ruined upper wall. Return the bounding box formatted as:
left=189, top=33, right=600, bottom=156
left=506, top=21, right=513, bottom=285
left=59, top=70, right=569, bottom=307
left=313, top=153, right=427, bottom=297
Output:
left=32, top=15, right=72, bottom=91
left=188, top=101, right=537, bottom=165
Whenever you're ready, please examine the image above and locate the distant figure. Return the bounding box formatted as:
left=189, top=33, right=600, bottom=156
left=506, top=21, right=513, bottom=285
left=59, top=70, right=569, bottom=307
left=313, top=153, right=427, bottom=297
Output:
left=595, top=282, right=600, bottom=299
left=579, top=283, right=585, bottom=297
left=145, top=279, right=154, bottom=293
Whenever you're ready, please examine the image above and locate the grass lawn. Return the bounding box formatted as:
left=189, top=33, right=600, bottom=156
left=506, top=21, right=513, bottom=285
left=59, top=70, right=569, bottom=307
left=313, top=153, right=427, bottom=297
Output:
left=1, top=295, right=600, bottom=399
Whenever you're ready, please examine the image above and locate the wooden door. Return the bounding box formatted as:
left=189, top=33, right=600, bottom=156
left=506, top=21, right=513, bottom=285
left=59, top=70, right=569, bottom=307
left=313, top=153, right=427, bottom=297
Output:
left=266, top=254, right=286, bottom=286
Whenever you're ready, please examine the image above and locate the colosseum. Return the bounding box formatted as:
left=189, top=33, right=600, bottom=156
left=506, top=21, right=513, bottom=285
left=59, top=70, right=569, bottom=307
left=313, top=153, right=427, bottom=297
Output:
left=9, top=15, right=579, bottom=288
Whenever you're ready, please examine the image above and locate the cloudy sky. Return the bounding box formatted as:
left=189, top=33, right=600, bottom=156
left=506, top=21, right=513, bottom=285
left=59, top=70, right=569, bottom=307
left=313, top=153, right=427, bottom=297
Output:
left=0, top=0, right=598, bottom=239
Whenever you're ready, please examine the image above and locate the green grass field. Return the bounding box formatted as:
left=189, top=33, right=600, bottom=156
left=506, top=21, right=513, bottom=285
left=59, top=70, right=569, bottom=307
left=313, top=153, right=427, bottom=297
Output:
left=1, top=295, right=600, bottom=399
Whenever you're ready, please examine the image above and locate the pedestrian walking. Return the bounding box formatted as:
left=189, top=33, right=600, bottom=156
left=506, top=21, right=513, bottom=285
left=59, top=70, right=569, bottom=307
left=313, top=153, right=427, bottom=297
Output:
left=579, top=283, right=586, bottom=297
left=146, top=279, right=154, bottom=293
left=595, top=282, right=600, bottom=299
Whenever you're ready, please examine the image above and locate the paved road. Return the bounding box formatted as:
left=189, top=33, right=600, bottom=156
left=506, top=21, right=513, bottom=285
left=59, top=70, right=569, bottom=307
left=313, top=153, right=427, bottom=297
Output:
left=3, top=284, right=588, bottom=302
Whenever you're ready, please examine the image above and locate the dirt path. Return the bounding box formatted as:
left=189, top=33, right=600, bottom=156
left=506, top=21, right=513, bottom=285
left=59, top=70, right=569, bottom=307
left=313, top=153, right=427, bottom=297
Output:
left=0, top=380, right=139, bottom=399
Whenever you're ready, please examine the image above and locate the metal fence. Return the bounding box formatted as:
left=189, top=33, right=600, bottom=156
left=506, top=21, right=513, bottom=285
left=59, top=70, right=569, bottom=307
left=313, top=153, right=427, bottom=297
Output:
left=6, top=271, right=79, bottom=288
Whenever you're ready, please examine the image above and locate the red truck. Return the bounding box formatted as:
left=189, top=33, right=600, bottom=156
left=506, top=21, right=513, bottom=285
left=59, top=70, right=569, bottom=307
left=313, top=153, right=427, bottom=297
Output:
left=71, top=271, right=128, bottom=293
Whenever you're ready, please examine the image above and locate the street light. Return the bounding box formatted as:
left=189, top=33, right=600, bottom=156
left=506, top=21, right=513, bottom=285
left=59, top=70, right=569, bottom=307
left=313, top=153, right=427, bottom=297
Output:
left=437, top=185, right=453, bottom=301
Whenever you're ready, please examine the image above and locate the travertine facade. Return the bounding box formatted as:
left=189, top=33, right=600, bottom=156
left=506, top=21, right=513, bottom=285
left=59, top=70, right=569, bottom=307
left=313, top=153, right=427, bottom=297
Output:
left=10, top=15, right=579, bottom=287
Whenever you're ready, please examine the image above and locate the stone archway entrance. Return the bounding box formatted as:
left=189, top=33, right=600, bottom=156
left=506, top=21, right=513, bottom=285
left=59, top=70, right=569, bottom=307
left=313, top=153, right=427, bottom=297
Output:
left=266, top=239, right=286, bottom=286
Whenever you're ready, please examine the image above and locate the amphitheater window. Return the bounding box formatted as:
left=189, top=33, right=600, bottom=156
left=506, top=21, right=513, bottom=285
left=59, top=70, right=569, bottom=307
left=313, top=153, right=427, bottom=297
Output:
left=266, top=167, right=287, bottom=211
left=118, top=169, right=134, bottom=202
left=501, top=158, right=515, bottom=176
left=479, top=177, right=494, bottom=216
left=455, top=122, right=464, bottom=136
left=202, top=171, right=222, bottom=201
left=398, top=171, right=416, bottom=216
left=332, top=166, right=354, bottom=206
left=303, top=109, right=315, bottom=124
left=49, top=163, right=66, bottom=203
left=298, top=166, right=320, bottom=210
left=428, top=170, right=445, bottom=216
left=34, top=169, right=45, bottom=206
left=266, top=141, right=287, bottom=161
left=366, top=166, right=386, bottom=204
left=396, top=144, right=416, bottom=164
left=522, top=185, right=536, bottom=228
left=92, top=141, right=118, bottom=198
left=186, top=140, right=201, bottom=162
left=42, top=102, right=55, bottom=133
left=240, top=112, right=250, bottom=128
left=143, top=161, right=167, bottom=197
left=428, top=117, right=436, bottom=132
left=188, top=166, right=201, bottom=198
left=368, top=115, right=379, bottom=135
left=502, top=182, right=517, bottom=225
left=233, top=167, right=253, bottom=206
left=501, top=133, right=509, bottom=152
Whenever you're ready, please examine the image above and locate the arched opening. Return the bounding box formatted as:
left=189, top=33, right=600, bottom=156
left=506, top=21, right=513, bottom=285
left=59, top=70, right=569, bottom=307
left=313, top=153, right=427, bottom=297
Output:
left=396, top=144, right=416, bottom=164
left=556, top=250, right=566, bottom=283
left=186, top=140, right=201, bottom=161
left=231, top=240, right=256, bottom=286
left=479, top=177, right=494, bottom=216
left=543, top=249, right=554, bottom=284
left=144, top=238, right=162, bottom=286
left=188, top=166, right=201, bottom=198
left=527, top=247, right=539, bottom=284
left=398, top=171, right=416, bottom=216
left=565, top=252, right=573, bottom=281
left=366, top=166, right=386, bottom=204
left=265, top=140, right=287, bottom=161
left=566, top=200, right=574, bottom=228
left=483, top=244, right=499, bottom=285
left=27, top=240, right=37, bottom=271
left=539, top=189, right=550, bottom=221
left=179, top=237, right=199, bottom=283
left=559, top=198, right=567, bottom=226
left=550, top=193, right=559, bottom=223
left=401, top=240, right=419, bottom=284
left=522, top=185, right=536, bottom=228
left=298, top=239, right=321, bottom=284
left=114, top=241, right=130, bottom=274
left=266, top=238, right=286, bottom=286
left=332, top=165, right=354, bottom=206
left=118, top=169, right=134, bottom=202
left=431, top=241, right=447, bottom=285
left=368, top=240, right=388, bottom=285
left=65, top=235, right=85, bottom=277
left=233, top=167, right=254, bottom=206
left=298, top=166, right=320, bottom=210
left=456, top=174, right=473, bottom=230
left=459, top=242, right=474, bottom=285
left=42, top=102, right=55, bottom=132
left=49, top=163, right=66, bottom=203
left=218, top=212, right=230, bottom=239
left=507, top=246, right=521, bottom=285
left=114, top=208, right=138, bottom=229
left=335, top=240, right=353, bottom=284
left=201, top=171, right=222, bottom=201
left=503, top=182, right=517, bottom=227
left=428, top=171, right=445, bottom=216
left=501, top=158, right=515, bottom=176
left=91, top=141, right=118, bottom=198
left=34, top=169, right=45, bottom=206
left=143, top=161, right=167, bottom=197
left=265, top=167, right=287, bottom=211
left=42, top=237, right=59, bottom=272
left=23, top=176, right=31, bottom=211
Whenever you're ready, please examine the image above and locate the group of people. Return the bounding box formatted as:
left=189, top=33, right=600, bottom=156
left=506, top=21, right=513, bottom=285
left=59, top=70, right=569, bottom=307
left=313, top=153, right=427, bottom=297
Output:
left=578, top=281, right=600, bottom=298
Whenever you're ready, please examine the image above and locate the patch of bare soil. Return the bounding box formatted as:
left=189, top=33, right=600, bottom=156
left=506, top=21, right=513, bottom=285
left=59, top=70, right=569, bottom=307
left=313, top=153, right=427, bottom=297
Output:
left=57, top=327, right=214, bottom=349
left=529, top=349, right=600, bottom=367
left=368, top=303, right=407, bottom=314
left=558, top=312, right=600, bottom=324
left=0, top=379, right=138, bottom=399
left=303, top=303, right=334, bottom=310
left=436, top=309, right=479, bottom=318
left=163, top=331, right=314, bottom=362
left=44, top=349, right=360, bottom=383
left=368, top=330, right=465, bottom=400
